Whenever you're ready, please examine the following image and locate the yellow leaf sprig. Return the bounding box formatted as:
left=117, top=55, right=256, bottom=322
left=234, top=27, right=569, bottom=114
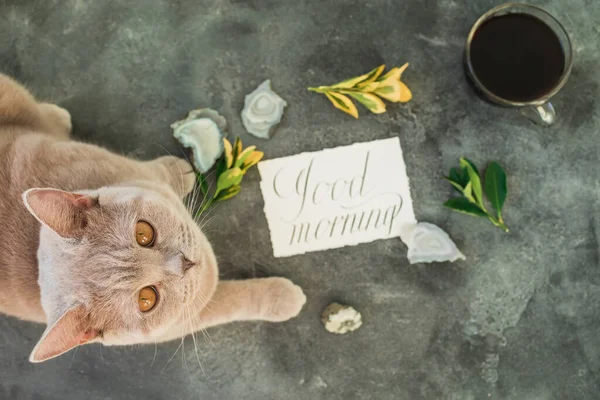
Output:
left=196, top=137, right=263, bottom=216
left=308, top=63, right=412, bottom=118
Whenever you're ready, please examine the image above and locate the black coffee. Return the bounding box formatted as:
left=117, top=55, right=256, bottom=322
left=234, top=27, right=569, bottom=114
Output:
left=469, top=13, right=565, bottom=102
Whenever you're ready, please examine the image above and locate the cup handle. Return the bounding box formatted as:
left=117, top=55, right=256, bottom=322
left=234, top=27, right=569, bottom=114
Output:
left=520, top=102, right=556, bottom=126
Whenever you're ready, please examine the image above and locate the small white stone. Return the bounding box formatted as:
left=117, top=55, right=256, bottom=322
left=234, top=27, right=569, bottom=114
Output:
left=321, top=303, right=362, bottom=334
left=171, top=108, right=227, bottom=173
left=241, top=80, right=287, bottom=139
left=309, top=376, right=328, bottom=389
left=406, top=222, right=465, bottom=264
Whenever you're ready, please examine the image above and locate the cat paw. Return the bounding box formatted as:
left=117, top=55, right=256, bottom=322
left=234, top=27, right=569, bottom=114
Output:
left=263, top=278, right=307, bottom=322
left=155, top=156, right=196, bottom=197
left=39, top=103, right=72, bottom=138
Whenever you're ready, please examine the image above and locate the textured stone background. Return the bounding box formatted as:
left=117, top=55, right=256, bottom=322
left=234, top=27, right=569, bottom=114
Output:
left=1, top=0, right=599, bottom=399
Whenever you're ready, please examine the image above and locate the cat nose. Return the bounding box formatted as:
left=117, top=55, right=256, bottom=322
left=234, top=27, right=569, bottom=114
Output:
left=181, top=254, right=196, bottom=272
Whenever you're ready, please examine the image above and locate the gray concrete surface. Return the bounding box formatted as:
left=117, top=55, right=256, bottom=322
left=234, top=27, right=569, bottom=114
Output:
left=1, top=0, right=599, bottom=399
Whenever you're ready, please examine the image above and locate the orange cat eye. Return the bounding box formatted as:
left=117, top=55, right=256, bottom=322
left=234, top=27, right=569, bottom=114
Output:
left=135, top=221, right=155, bottom=247
left=138, top=286, right=158, bottom=312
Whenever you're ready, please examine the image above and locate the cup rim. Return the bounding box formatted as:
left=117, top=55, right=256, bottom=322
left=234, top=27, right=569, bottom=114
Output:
left=465, top=2, right=573, bottom=107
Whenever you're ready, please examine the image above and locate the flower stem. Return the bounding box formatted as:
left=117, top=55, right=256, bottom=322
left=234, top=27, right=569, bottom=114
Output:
left=307, top=86, right=329, bottom=94
left=487, top=215, right=509, bottom=232
left=471, top=199, right=509, bottom=232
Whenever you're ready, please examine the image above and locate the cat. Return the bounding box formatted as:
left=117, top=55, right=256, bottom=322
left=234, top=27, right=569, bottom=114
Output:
left=0, top=73, right=306, bottom=363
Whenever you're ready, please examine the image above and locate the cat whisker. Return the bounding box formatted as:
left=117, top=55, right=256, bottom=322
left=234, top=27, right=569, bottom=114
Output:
left=151, top=342, right=158, bottom=368
left=191, top=314, right=213, bottom=349
left=184, top=179, right=198, bottom=211
left=182, top=334, right=189, bottom=374
left=186, top=305, right=205, bottom=374
left=161, top=339, right=183, bottom=374
left=185, top=185, right=199, bottom=213
left=151, top=142, right=186, bottom=197
left=195, top=201, right=222, bottom=227
left=197, top=172, right=218, bottom=210
left=187, top=302, right=215, bottom=349
left=198, top=232, right=216, bottom=241
left=187, top=184, right=203, bottom=216
left=185, top=165, right=221, bottom=217
left=191, top=184, right=205, bottom=215
left=199, top=323, right=215, bottom=350
left=196, top=288, right=220, bottom=310
left=199, top=324, right=214, bottom=349
left=190, top=169, right=218, bottom=216
left=183, top=190, right=191, bottom=211
left=176, top=145, right=194, bottom=175
left=199, top=212, right=222, bottom=233
left=198, top=300, right=217, bottom=314
left=69, top=345, right=79, bottom=369
left=195, top=200, right=216, bottom=224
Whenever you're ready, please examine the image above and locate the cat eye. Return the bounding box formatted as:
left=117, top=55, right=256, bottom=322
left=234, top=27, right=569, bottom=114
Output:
left=135, top=221, right=155, bottom=247
left=138, top=286, right=158, bottom=312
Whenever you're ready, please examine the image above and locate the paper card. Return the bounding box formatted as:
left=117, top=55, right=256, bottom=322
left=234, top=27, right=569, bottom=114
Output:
left=258, top=137, right=417, bottom=257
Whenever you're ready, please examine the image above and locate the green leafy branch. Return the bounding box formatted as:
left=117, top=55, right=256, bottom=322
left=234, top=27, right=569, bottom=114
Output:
left=444, top=158, right=509, bottom=232
left=308, top=63, right=412, bottom=119
left=196, top=137, right=263, bottom=217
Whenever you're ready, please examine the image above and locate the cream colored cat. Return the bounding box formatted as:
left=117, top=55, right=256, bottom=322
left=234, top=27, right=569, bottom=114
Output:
left=0, top=73, right=306, bottom=363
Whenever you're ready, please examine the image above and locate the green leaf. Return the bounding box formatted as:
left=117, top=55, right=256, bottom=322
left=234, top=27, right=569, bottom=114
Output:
left=445, top=177, right=465, bottom=193
left=449, top=168, right=461, bottom=184
left=370, top=81, right=412, bottom=103
left=232, top=137, right=243, bottom=163
left=215, top=157, right=228, bottom=180
left=197, top=173, right=209, bottom=196
left=223, top=138, right=234, bottom=168
left=460, top=158, right=484, bottom=209
left=375, top=63, right=409, bottom=83
left=370, top=84, right=393, bottom=93
left=330, top=65, right=385, bottom=89
left=461, top=168, right=470, bottom=186
left=451, top=167, right=470, bottom=187
left=324, top=92, right=359, bottom=119
left=463, top=181, right=473, bottom=201
left=216, top=167, right=243, bottom=194
left=444, top=198, right=487, bottom=218
left=214, top=185, right=241, bottom=202
left=235, top=146, right=256, bottom=168
left=340, top=91, right=386, bottom=114
left=460, top=157, right=480, bottom=176
left=447, top=167, right=470, bottom=193
left=484, top=161, right=508, bottom=218
left=241, top=151, right=264, bottom=172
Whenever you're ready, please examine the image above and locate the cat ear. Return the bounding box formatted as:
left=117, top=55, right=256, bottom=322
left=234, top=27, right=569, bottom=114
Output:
left=29, top=306, right=98, bottom=363
left=22, top=188, right=97, bottom=239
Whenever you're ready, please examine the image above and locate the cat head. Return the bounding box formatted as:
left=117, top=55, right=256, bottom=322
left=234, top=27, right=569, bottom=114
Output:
left=22, top=183, right=217, bottom=363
